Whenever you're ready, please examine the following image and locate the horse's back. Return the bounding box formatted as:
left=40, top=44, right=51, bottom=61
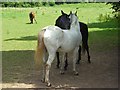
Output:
left=58, top=30, right=82, bottom=52
left=43, top=25, right=61, bottom=31
left=43, top=26, right=64, bottom=50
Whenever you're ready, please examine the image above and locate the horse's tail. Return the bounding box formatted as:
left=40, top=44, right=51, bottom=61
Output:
left=34, top=30, right=45, bottom=70
left=81, top=24, right=88, bottom=54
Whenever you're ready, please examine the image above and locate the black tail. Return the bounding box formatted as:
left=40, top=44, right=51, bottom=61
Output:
left=80, top=22, right=88, bottom=54
left=80, top=22, right=91, bottom=63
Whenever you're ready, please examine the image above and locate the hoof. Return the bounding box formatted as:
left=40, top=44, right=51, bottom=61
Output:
left=56, top=65, right=60, bottom=69
left=47, top=83, right=51, bottom=87
left=88, top=60, right=91, bottom=63
left=88, top=56, right=91, bottom=63
left=60, top=71, right=65, bottom=75
left=76, top=60, right=80, bottom=64
left=64, top=63, right=68, bottom=71
left=76, top=62, right=80, bottom=64
left=74, top=71, right=79, bottom=76
left=64, top=67, right=67, bottom=71
left=41, top=79, right=45, bottom=83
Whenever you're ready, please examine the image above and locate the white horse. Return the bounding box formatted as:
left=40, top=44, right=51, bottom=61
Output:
left=35, top=11, right=82, bottom=86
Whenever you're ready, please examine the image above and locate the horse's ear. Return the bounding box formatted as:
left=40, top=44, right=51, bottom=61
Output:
left=68, top=11, right=72, bottom=16
left=70, top=11, right=72, bottom=14
left=75, top=11, right=77, bottom=16
left=61, top=10, right=65, bottom=15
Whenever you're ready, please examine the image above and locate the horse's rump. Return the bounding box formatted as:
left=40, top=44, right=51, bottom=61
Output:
left=43, top=26, right=64, bottom=51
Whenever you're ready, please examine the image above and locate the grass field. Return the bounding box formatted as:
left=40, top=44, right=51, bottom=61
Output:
left=2, top=3, right=118, bottom=51
left=1, top=3, right=119, bottom=88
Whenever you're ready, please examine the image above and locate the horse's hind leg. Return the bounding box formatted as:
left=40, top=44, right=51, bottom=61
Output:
left=60, top=52, right=66, bottom=74
left=41, top=50, right=48, bottom=83
left=86, top=45, right=91, bottom=63
left=41, top=62, right=46, bottom=83
left=76, top=46, right=81, bottom=64
left=83, top=42, right=91, bottom=63
left=45, top=52, right=56, bottom=87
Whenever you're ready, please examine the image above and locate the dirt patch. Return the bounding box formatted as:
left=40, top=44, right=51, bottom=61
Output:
left=2, top=47, right=118, bottom=89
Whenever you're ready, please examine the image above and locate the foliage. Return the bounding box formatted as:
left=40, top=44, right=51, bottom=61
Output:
left=98, top=13, right=111, bottom=22
left=107, top=2, right=120, bottom=13
left=107, top=2, right=120, bottom=18
left=107, top=2, right=120, bottom=27
left=0, top=1, right=81, bottom=7
left=1, top=2, right=55, bottom=7
left=48, top=1, right=55, bottom=6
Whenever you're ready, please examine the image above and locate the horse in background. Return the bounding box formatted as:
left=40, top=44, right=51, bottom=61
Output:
left=55, top=10, right=91, bottom=70
left=29, top=12, right=37, bottom=24
left=35, top=11, right=83, bottom=86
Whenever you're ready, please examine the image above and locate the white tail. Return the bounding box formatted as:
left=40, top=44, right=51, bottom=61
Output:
left=34, top=30, right=45, bottom=70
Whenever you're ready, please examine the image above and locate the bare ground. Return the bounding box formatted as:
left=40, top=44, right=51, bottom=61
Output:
left=2, top=47, right=118, bottom=89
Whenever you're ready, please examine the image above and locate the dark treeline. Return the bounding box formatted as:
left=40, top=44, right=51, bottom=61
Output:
left=0, top=1, right=82, bottom=7
left=1, top=1, right=119, bottom=26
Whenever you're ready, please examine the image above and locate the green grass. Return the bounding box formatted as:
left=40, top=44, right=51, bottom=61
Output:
left=2, top=3, right=118, bottom=52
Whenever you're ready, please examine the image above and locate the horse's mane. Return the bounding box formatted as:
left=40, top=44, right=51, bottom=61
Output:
left=55, top=13, right=68, bottom=26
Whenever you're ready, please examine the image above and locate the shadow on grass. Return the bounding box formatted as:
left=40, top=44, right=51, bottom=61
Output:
left=4, top=36, right=37, bottom=41
left=26, top=22, right=32, bottom=24
left=88, top=28, right=118, bottom=52
left=88, top=19, right=118, bottom=28
left=2, top=50, right=35, bottom=84
left=2, top=50, right=56, bottom=88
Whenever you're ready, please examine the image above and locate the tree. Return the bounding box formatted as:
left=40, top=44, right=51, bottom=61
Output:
left=107, top=2, right=120, bottom=18
left=107, top=2, right=120, bottom=27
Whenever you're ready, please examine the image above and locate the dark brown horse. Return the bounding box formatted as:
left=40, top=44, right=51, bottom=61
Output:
left=55, top=10, right=91, bottom=70
left=29, top=12, right=37, bottom=24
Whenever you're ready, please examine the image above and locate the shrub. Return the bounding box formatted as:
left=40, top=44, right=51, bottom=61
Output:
left=48, top=1, right=55, bottom=6
left=98, top=13, right=111, bottom=22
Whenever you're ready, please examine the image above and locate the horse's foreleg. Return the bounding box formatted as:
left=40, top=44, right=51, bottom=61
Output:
left=64, top=53, right=68, bottom=70
left=45, top=53, right=55, bottom=87
left=76, top=46, right=81, bottom=64
left=60, top=52, right=66, bottom=74
left=31, top=18, right=33, bottom=24
left=56, top=52, right=60, bottom=68
left=73, top=47, right=79, bottom=75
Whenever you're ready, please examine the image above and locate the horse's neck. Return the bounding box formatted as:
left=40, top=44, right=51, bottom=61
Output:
left=70, top=20, right=80, bottom=33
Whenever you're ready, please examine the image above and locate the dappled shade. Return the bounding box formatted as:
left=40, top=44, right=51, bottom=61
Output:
left=4, top=36, right=37, bottom=41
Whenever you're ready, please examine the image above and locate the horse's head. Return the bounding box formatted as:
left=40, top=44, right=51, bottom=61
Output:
left=55, top=10, right=70, bottom=29
left=69, top=11, right=78, bottom=25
